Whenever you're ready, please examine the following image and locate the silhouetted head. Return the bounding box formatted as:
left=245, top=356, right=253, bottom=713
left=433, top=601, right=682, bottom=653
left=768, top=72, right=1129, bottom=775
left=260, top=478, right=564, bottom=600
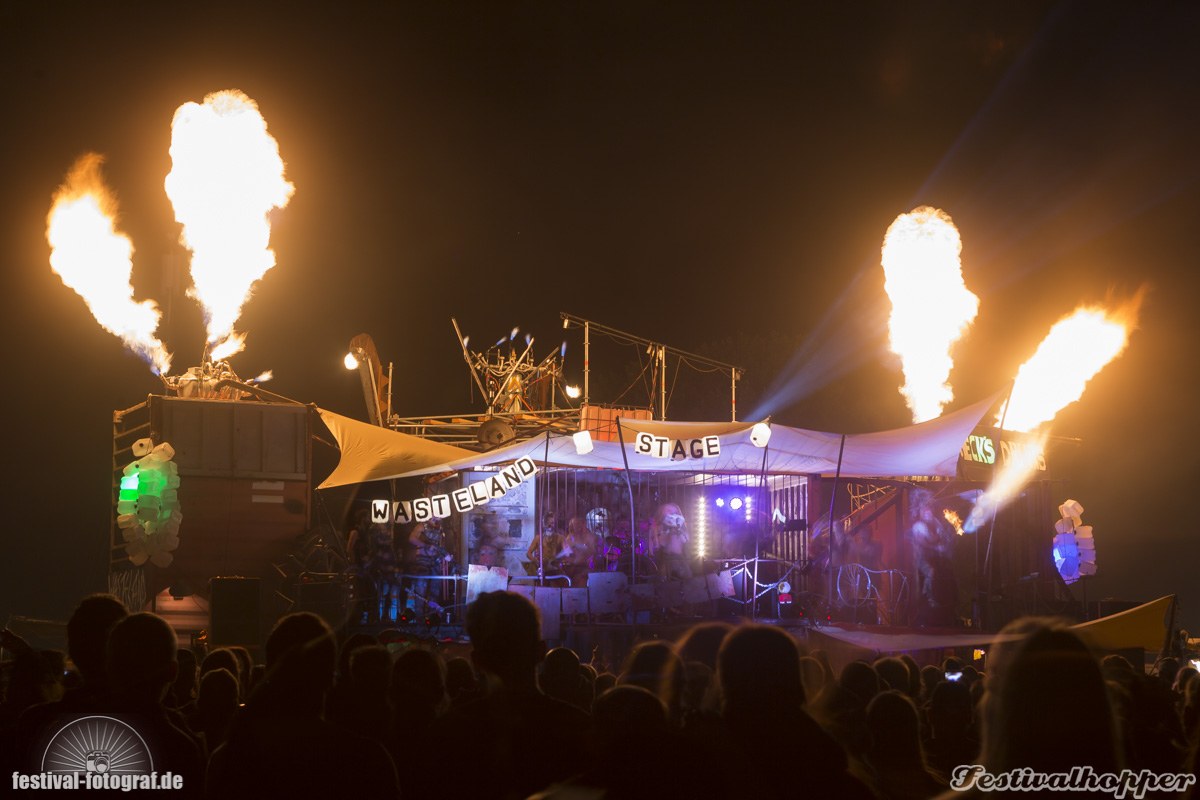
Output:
left=106, top=612, right=178, bottom=700
left=980, top=618, right=1120, bottom=773
left=898, top=654, right=922, bottom=697
left=675, top=622, right=734, bottom=672
left=390, top=647, right=446, bottom=710
left=197, top=667, right=239, bottom=716
left=593, top=685, right=668, bottom=757
left=717, top=624, right=804, bottom=717
left=67, top=593, right=127, bottom=682
left=873, top=656, right=911, bottom=693
left=619, top=640, right=682, bottom=698
left=466, top=591, right=544, bottom=687
left=865, top=690, right=924, bottom=764
left=444, top=656, right=476, bottom=699
left=201, top=648, right=241, bottom=682
left=839, top=660, right=880, bottom=707
left=264, top=612, right=337, bottom=701
left=350, top=644, right=392, bottom=696
left=338, top=632, right=378, bottom=680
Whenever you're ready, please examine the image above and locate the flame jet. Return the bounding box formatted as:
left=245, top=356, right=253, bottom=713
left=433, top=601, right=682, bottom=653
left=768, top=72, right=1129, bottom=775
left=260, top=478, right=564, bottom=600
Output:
left=966, top=298, right=1139, bottom=531
left=164, top=89, right=294, bottom=360
left=881, top=207, right=980, bottom=423
left=46, top=154, right=172, bottom=375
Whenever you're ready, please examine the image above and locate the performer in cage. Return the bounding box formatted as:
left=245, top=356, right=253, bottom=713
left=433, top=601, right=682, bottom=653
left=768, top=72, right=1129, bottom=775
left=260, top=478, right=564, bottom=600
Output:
left=526, top=514, right=567, bottom=579
left=560, top=516, right=599, bottom=587
left=649, top=502, right=692, bottom=581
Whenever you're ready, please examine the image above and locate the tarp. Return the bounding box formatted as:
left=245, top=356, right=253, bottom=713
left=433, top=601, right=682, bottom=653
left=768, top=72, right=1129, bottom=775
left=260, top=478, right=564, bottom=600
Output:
left=811, top=595, right=1175, bottom=654
left=316, top=409, right=477, bottom=489
left=1072, top=594, right=1175, bottom=652
left=330, top=391, right=1001, bottom=483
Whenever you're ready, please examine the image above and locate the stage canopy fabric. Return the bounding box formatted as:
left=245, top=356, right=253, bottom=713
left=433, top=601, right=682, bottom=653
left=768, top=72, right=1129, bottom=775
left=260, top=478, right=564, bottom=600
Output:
left=316, top=391, right=1000, bottom=488
left=316, top=408, right=477, bottom=489
left=1073, top=594, right=1176, bottom=652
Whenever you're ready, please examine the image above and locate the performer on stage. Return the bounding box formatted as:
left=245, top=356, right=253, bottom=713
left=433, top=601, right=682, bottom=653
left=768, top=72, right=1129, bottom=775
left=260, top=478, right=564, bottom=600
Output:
left=560, top=516, right=599, bottom=587
left=407, top=519, right=450, bottom=614
left=910, top=490, right=956, bottom=625
left=366, top=521, right=401, bottom=623
left=526, top=516, right=566, bottom=579
left=649, top=502, right=692, bottom=581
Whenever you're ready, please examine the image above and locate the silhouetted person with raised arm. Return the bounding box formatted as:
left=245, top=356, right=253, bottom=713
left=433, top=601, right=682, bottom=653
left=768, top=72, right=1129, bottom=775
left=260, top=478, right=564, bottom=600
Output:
left=717, top=624, right=872, bottom=799
left=430, top=590, right=589, bottom=800
left=207, top=612, right=398, bottom=800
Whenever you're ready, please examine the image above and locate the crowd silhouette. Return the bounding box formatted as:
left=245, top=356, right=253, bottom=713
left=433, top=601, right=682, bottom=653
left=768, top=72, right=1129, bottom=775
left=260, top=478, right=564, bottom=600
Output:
left=2, top=591, right=1198, bottom=798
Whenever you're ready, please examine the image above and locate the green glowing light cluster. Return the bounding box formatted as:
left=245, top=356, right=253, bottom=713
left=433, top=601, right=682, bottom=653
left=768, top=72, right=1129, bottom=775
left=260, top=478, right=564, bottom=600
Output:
left=116, top=439, right=182, bottom=567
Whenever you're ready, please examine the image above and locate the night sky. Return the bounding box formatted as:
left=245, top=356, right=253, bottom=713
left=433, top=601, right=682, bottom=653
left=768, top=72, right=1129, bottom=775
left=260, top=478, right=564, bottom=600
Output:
left=2, top=2, right=1198, bottom=635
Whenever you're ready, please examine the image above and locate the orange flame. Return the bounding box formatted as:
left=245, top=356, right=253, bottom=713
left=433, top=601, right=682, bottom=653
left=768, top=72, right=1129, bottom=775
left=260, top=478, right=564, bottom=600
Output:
left=46, top=154, right=172, bottom=375
left=164, top=90, right=294, bottom=359
left=881, top=207, right=979, bottom=422
left=967, top=298, right=1139, bottom=531
left=943, top=508, right=965, bottom=536
left=997, top=300, right=1139, bottom=433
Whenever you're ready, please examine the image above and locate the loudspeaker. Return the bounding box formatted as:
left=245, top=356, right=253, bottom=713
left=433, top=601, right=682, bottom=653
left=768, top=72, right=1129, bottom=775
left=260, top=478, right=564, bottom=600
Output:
left=210, top=577, right=261, bottom=647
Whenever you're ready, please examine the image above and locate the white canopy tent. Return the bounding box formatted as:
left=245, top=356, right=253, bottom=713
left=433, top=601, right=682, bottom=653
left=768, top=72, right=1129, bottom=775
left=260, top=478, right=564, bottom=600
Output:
left=316, top=391, right=1001, bottom=488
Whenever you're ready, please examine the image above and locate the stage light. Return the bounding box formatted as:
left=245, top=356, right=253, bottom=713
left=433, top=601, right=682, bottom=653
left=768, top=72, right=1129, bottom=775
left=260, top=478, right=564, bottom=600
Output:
left=563, top=317, right=569, bottom=329
left=715, top=498, right=725, bottom=508
left=343, top=352, right=359, bottom=370
left=695, top=495, right=708, bottom=558
left=744, top=495, right=753, bottom=522
left=565, top=384, right=581, bottom=399
left=750, top=421, right=771, bottom=448
left=572, top=430, right=594, bottom=455
left=730, top=498, right=743, bottom=511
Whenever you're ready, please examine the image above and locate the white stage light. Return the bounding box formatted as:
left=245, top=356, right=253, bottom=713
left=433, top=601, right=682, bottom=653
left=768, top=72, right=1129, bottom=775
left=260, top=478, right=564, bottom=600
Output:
left=572, top=430, right=594, bottom=455
left=565, top=384, right=581, bottom=399
left=343, top=352, right=359, bottom=370
left=750, top=421, right=772, bottom=448
left=730, top=498, right=743, bottom=511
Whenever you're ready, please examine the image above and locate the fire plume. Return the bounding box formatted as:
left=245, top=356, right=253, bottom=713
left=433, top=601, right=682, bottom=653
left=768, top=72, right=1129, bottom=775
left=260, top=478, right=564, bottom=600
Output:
left=881, top=207, right=980, bottom=423
left=966, top=298, right=1139, bottom=532
left=164, top=90, right=294, bottom=360
left=997, top=301, right=1139, bottom=433
left=46, top=154, right=172, bottom=375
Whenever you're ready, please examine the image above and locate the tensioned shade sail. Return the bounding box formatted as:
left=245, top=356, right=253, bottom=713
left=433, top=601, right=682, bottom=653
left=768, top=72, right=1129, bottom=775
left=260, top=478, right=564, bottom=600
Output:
left=325, top=391, right=1001, bottom=484
left=316, top=408, right=477, bottom=489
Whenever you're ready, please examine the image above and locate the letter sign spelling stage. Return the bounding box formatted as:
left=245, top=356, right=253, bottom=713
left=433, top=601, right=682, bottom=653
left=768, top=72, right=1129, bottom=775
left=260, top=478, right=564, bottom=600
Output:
left=634, top=432, right=721, bottom=461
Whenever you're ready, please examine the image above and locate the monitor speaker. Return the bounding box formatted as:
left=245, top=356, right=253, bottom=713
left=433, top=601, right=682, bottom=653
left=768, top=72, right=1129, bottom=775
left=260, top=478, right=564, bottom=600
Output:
left=210, top=576, right=261, bottom=647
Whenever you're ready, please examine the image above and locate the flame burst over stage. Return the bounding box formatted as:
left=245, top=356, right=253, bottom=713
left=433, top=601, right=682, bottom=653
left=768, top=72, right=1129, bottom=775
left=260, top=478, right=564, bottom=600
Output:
left=164, top=89, right=294, bottom=361
left=46, top=154, right=172, bottom=375
left=967, top=299, right=1140, bottom=531
left=881, top=207, right=980, bottom=423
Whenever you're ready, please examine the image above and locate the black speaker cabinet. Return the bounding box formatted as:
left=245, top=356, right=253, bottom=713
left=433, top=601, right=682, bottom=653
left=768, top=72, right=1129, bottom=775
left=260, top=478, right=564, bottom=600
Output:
left=210, top=576, right=262, bottom=647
